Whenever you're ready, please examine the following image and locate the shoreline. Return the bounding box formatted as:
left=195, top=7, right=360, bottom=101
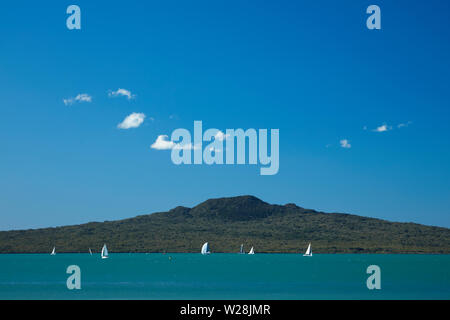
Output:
left=1, top=252, right=449, bottom=255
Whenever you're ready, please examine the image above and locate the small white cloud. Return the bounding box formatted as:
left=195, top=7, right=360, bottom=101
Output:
left=340, top=139, right=351, bottom=149
left=117, top=112, right=145, bottom=129
left=398, top=121, right=412, bottom=128
left=150, top=135, right=200, bottom=150
left=151, top=135, right=175, bottom=150
left=63, top=93, right=92, bottom=106
left=373, top=124, right=392, bottom=132
left=173, top=143, right=200, bottom=150
left=75, top=94, right=92, bottom=103
left=109, top=88, right=136, bottom=100
left=215, top=131, right=229, bottom=141
left=209, top=146, right=222, bottom=153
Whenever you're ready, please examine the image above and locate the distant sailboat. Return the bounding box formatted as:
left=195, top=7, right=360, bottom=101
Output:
left=50, top=247, right=56, bottom=255
left=101, top=244, right=109, bottom=259
left=248, top=247, right=255, bottom=255
left=89, top=248, right=92, bottom=255
left=239, top=244, right=244, bottom=254
left=303, top=243, right=312, bottom=257
left=201, top=242, right=210, bottom=255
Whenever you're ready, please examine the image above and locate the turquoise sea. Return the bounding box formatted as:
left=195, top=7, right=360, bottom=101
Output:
left=0, top=253, right=449, bottom=299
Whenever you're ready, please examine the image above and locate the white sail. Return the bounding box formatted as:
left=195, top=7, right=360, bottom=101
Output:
left=50, top=247, right=56, bottom=255
left=303, top=243, right=312, bottom=257
left=201, top=242, right=210, bottom=255
left=89, top=248, right=92, bottom=255
left=101, top=244, right=109, bottom=259
left=239, top=244, right=244, bottom=254
left=248, top=247, right=255, bottom=255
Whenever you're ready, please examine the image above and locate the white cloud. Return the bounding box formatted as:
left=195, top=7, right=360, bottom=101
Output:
left=173, top=143, right=200, bottom=150
left=151, top=135, right=175, bottom=150
left=215, top=131, right=229, bottom=141
left=109, top=88, right=135, bottom=100
left=398, top=121, right=412, bottom=128
left=117, top=112, right=145, bottom=129
left=74, top=94, right=92, bottom=103
left=340, top=139, right=351, bottom=149
left=373, top=124, right=392, bottom=132
left=63, top=93, right=92, bottom=106
left=208, top=146, right=222, bottom=153
left=150, top=135, right=200, bottom=150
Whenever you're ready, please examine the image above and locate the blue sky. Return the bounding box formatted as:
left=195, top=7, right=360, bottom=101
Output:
left=0, top=1, right=449, bottom=230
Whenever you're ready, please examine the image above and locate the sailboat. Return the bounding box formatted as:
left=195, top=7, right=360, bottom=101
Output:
left=201, top=242, right=210, bottom=255
left=50, top=247, right=56, bottom=255
left=101, top=244, right=109, bottom=259
left=303, top=243, right=312, bottom=257
left=89, top=248, right=92, bottom=255
left=239, top=244, right=244, bottom=254
left=248, top=247, right=255, bottom=255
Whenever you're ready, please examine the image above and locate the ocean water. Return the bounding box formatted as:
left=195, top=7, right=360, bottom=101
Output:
left=0, top=253, right=449, bottom=299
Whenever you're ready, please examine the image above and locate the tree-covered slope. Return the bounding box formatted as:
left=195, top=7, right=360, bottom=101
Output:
left=1, top=196, right=449, bottom=253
